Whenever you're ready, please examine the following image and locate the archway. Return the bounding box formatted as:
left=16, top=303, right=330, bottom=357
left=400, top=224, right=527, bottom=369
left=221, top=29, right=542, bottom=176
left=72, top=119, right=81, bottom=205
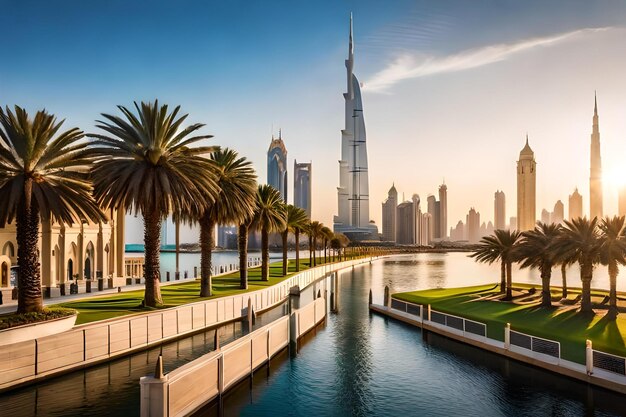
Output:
left=85, top=242, right=95, bottom=280
left=2, top=242, right=14, bottom=258
left=67, top=259, right=74, bottom=281
left=1, top=262, right=7, bottom=287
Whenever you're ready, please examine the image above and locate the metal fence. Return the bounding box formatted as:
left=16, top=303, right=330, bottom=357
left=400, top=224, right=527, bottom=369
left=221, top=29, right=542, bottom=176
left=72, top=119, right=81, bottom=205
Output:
left=390, top=299, right=422, bottom=318
left=593, top=350, right=626, bottom=375
left=510, top=329, right=560, bottom=358
left=429, top=309, right=487, bottom=338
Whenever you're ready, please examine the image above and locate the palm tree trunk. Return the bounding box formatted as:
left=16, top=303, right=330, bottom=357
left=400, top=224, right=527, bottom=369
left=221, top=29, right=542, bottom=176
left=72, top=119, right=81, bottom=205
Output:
left=16, top=182, right=43, bottom=314
left=143, top=207, right=163, bottom=307
left=308, top=235, right=313, bottom=266
left=561, top=263, right=567, bottom=299
left=540, top=265, right=552, bottom=307
left=313, top=237, right=317, bottom=267
left=324, top=240, right=327, bottom=263
left=261, top=227, right=269, bottom=281
left=505, top=261, right=513, bottom=300
left=282, top=230, right=288, bottom=276
left=609, top=261, right=619, bottom=318
left=238, top=224, right=248, bottom=289
left=295, top=230, right=300, bottom=272
left=199, top=214, right=214, bottom=297
left=580, top=261, right=593, bottom=313
left=500, top=261, right=506, bottom=293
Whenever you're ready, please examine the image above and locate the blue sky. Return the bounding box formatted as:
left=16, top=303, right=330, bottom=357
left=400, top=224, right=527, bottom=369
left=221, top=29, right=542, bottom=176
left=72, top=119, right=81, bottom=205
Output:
left=2, top=1, right=626, bottom=241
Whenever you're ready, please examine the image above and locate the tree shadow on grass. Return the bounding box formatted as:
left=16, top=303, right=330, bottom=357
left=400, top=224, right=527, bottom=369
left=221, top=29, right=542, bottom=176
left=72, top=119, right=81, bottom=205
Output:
left=587, top=315, right=626, bottom=350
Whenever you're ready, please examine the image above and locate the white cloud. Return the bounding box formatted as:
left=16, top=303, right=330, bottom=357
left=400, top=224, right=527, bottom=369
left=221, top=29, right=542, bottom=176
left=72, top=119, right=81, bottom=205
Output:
left=364, top=27, right=611, bottom=93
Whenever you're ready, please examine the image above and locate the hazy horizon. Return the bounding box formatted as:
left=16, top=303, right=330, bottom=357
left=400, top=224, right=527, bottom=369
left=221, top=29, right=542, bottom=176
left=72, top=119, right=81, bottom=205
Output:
left=3, top=1, right=626, bottom=242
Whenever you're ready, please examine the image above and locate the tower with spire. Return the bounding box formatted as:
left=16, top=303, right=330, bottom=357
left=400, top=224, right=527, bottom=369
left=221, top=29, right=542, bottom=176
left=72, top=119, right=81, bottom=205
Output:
left=517, top=135, right=536, bottom=231
left=590, top=92, right=603, bottom=220
left=334, top=14, right=377, bottom=240
left=267, top=129, right=288, bottom=202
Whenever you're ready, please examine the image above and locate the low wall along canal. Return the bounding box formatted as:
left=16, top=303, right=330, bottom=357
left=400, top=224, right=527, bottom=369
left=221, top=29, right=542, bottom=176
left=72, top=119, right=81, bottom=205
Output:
left=0, top=257, right=376, bottom=392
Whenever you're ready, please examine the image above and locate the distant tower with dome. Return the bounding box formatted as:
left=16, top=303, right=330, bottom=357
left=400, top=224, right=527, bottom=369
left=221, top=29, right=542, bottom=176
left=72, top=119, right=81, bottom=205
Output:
left=517, top=136, right=536, bottom=231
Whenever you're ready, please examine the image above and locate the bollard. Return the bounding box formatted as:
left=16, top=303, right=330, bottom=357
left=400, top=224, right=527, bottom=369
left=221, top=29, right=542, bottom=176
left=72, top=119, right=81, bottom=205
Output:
left=247, top=297, right=253, bottom=331
left=383, top=286, right=390, bottom=308
left=166, top=271, right=170, bottom=282
left=426, top=304, right=431, bottom=321
left=369, top=289, right=373, bottom=305
left=184, top=271, right=188, bottom=279
left=118, top=286, right=122, bottom=293
left=154, top=355, right=164, bottom=379
left=214, top=329, right=220, bottom=350
left=504, top=323, right=511, bottom=350
left=586, top=340, right=593, bottom=375
left=194, top=266, right=198, bottom=278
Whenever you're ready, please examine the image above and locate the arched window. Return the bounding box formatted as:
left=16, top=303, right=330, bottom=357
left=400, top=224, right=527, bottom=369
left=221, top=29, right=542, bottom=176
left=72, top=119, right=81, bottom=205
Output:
left=2, top=242, right=15, bottom=258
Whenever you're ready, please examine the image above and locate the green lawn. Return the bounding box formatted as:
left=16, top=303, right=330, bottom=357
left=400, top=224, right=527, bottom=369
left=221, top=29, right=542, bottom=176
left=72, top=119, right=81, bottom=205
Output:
left=58, top=256, right=335, bottom=325
left=393, top=284, right=626, bottom=364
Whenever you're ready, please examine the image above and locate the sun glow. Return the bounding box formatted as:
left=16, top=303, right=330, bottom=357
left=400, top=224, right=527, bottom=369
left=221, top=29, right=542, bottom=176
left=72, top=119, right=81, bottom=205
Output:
left=604, top=166, right=626, bottom=190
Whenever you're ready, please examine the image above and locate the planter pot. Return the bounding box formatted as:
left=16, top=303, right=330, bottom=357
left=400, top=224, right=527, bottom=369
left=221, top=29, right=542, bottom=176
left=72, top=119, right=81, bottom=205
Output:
left=0, top=314, right=77, bottom=347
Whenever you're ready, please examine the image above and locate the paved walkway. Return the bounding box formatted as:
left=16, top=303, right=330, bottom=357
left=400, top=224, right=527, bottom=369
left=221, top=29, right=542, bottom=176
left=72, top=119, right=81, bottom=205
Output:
left=0, top=275, right=203, bottom=315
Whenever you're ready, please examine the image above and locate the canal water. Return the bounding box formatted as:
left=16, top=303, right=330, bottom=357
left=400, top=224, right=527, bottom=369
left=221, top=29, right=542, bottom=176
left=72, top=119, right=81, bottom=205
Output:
left=2, top=253, right=626, bottom=416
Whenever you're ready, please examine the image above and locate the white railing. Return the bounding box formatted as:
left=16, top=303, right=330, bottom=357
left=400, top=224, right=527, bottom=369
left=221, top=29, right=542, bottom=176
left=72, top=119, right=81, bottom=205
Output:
left=505, top=325, right=560, bottom=360
left=592, top=348, right=626, bottom=376
left=389, top=298, right=422, bottom=318
left=429, top=308, right=487, bottom=339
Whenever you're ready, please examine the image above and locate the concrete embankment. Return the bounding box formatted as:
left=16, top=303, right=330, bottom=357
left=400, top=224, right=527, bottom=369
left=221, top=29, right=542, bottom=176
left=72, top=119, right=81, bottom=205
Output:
left=370, top=301, right=626, bottom=396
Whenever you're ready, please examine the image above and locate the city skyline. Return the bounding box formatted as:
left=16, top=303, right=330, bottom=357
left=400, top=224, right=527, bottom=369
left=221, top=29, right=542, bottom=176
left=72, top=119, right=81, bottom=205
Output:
left=3, top=2, right=626, bottom=241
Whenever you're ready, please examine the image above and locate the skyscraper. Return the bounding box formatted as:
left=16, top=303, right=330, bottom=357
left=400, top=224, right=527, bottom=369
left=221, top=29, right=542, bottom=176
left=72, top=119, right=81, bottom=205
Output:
left=294, top=160, right=312, bottom=218
left=569, top=188, right=583, bottom=220
left=267, top=131, right=288, bottom=201
left=421, top=213, right=433, bottom=245
left=334, top=15, right=377, bottom=240
left=494, top=190, right=506, bottom=230
left=396, top=200, right=415, bottom=244
left=467, top=208, right=480, bottom=244
left=552, top=200, right=564, bottom=224
left=382, top=184, right=397, bottom=242
left=541, top=209, right=551, bottom=225
left=412, top=194, right=422, bottom=245
left=590, top=93, right=603, bottom=220
left=517, top=136, right=536, bottom=231
left=438, top=183, right=447, bottom=240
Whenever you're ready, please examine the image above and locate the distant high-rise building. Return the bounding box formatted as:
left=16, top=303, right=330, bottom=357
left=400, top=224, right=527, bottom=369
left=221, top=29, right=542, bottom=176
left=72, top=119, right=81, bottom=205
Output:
left=517, top=136, right=536, bottom=231
left=467, top=208, right=480, bottom=243
left=486, top=221, right=495, bottom=236
left=294, top=160, right=312, bottom=218
left=552, top=200, right=564, bottom=224
left=267, top=130, right=288, bottom=201
left=494, top=190, right=506, bottom=230
left=568, top=188, right=583, bottom=220
left=412, top=194, right=422, bottom=245
left=217, top=225, right=238, bottom=249
left=421, top=213, right=433, bottom=245
left=450, top=220, right=465, bottom=241
left=510, top=216, right=517, bottom=231
left=382, top=184, right=398, bottom=242
left=396, top=200, right=415, bottom=244
left=334, top=15, right=378, bottom=240
left=438, top=183, right=447, bottom=240
left=619, top=187, right=626, bottom=217
left=541, top=209, right=551, bottom=225
left=590, top=93, right=603, bottom=220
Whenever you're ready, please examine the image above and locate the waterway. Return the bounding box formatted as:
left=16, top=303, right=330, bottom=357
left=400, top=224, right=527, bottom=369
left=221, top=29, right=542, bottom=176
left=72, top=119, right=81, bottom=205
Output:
left=2, top=253, right=626, bottom=416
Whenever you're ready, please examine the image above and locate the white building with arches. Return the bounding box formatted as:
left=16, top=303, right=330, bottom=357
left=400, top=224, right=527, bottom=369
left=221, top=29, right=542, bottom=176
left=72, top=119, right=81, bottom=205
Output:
left=0, top=209, right=126, bottom=299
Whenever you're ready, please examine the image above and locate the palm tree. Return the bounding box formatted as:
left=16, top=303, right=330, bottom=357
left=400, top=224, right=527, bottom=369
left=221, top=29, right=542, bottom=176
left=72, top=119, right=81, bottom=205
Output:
left=471, top=229, right=521, bottom=300
left=90, top=101, right=218, bottom=307
left=309, top=221, right=323, bottom=267
left=282, top=205, right=308, bottom=276
left=197, top=149, right=256, bottom=297
left=515, top=223, right=561, bottom=307
left=598, top=216, right=626, bottom=319
left=321, top=226, right=333, bottom=264
left=0, top=106, right=104, bottom=313
left=551, top=217, right=601, bottom=313
left=252, top=185, right=286, bottom=281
